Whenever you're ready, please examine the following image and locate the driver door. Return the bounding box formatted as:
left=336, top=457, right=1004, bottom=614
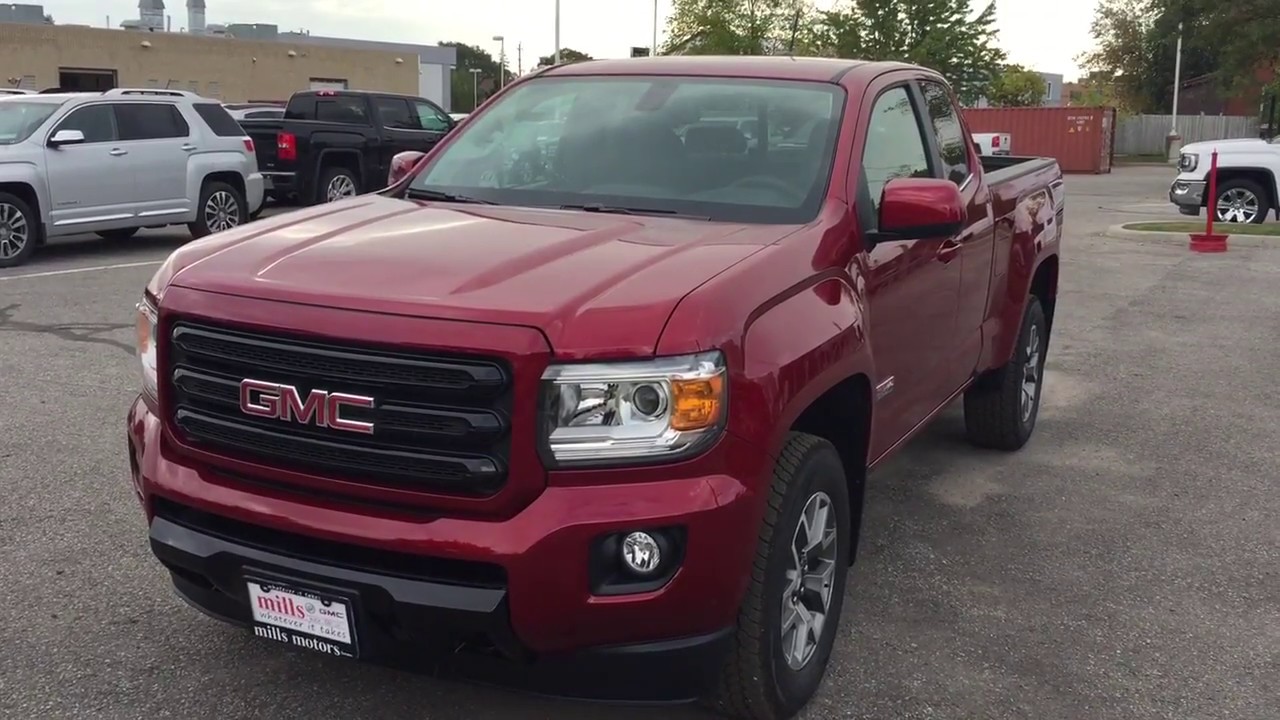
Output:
left=854, top=81, right=964, bottom=459
left=43, top=103, right=140, bottom=230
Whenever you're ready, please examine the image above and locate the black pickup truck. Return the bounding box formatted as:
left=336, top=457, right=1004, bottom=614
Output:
left=240, top=89, right=456, bottom=206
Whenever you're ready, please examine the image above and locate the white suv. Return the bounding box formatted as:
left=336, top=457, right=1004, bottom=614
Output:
left=0, top=88, right=265, bottom=268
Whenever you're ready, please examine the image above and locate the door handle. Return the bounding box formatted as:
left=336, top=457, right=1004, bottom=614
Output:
left=937, top=238, right=962, bottom=264
left=180, top=144, right=197, bottom=152
left=109, top=148, right=128, bottom=156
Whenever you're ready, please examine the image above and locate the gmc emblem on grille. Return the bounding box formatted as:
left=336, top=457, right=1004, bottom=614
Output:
left=239, top=379, right=375, bottom=434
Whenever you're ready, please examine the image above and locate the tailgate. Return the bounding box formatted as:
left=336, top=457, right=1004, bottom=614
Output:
left=238, top=118, right=288, bottom=172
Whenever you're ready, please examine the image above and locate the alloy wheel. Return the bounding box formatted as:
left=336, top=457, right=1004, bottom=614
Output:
left=204, top=191, right=241, bottom=233
left=0, top=202, right=30, bottom=261
left=1021, top=323, right=1042, bottom=423
left=1216, top=188, right=1259, bottom=223
left=326, top=175, right=357, bottom=202
left=780, top=490, right=838, bottom=671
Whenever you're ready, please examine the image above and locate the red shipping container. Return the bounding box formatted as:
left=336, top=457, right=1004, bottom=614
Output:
left=961, top=106, right=1117, bottom=174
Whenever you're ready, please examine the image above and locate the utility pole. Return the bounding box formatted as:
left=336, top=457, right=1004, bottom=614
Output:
left=1167, top=21, right=1184, bottom=162
left=517, top=42, right=523, bottom=75
left=469, top=67, right=481, bottom=111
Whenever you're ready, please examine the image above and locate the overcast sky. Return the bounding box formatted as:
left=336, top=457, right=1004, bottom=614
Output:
left=48, top=0, right=1098, bottom=79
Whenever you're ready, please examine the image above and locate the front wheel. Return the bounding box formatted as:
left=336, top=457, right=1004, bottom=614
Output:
left=188, top=181, right=245, bottom=239
left=0, top=192, right=38, bottom=269
left=1213, top=178, right=1270, bottom=224
left=709, top=432, right=851, bottom=720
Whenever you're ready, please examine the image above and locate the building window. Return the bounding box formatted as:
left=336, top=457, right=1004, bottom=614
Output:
left=189, top=80, right=199, bottom=93
left=18, top=75, right=36, bottom=90
left=207, top=81, right=221, bottom=98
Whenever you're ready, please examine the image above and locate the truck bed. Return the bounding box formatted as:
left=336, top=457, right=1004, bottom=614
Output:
left=983, top=155, right=1065, bottom=222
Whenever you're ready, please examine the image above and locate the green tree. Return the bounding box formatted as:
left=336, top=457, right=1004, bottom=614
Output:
left=440, top=41, right=513, bottom=113
left=817, top=0, right=1006, bottom=105
left=536, top=48, right=593, bottom=68
left=662, top=0, right=801, bottom=55
left=986, top=65, right=1046, bottom=107
left=1181, top=0, right=1280, bottom=100
left=1079, top=0, right=1218, bottom=113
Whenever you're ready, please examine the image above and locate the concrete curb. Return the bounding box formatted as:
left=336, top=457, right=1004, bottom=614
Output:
left=1103, top=224, right=1277, bottom=250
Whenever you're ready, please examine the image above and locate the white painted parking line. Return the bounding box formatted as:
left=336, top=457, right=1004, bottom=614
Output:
left=0, top=260, right=163, bottom=282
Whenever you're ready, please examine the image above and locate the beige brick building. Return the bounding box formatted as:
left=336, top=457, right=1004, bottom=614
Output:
left=0, top=23, right=420, bottom=102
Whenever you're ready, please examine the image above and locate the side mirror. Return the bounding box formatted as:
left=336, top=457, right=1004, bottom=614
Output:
left=48, top=129, right=86, bottom=147
left=388, top=150, right=426, bottom=186
left=877, top=177, right=964, bottom=241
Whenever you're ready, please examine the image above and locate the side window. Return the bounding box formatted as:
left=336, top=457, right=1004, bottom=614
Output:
left=861, top=86, right=932, bottom=213
left=115, top=103, right=190, bottom=141
left=413, top=101, right=451, bottom=132
left=373, top=97, right=415, bottom=130
left=314, top=98, right=369, bottom=125
left=53, top=105, right=117, bottom=143
left=919, top=81, right=970, bottom=186
left=192, top=102, right=245, bottom=137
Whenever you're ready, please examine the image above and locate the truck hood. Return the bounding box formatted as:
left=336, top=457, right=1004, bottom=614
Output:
left=1180, top=137, right=1277, bottom=154
left=157, top=194, right=785, bottom=358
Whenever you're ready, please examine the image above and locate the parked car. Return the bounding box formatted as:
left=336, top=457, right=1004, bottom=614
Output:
left=128, top=57, right=1063, bottom=719
left=238, top=89, right=456, bottom=206
left=0, top=88, right=264, bottom=268
left=449, top=112, right=469, bottom=122
left=973, top=131, right=1011, bottom=156
left=1171, top=138, right=1280, bottom=223
left=224, top=104, right=285, bottom=122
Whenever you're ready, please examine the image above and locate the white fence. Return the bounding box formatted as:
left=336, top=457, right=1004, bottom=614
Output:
left=1115, top=114, right=1259, bottom=156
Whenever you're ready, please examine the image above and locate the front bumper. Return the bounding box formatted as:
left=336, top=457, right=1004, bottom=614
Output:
left=127, top=396, right=767, bottom=701
left=1170, top=179, right=1206, bottom=213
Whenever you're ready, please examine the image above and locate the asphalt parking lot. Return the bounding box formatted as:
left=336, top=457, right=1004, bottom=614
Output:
left=2, top=168, right=1277, bottom=719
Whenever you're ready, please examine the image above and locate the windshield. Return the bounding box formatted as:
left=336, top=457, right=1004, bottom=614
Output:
left=409, top=76, right=844, bottom=223
left=0, top=101, right=60, bottom=145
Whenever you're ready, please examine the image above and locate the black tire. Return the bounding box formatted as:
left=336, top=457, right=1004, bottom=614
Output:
left=963, top=295, right=1048, bottom=450
left=96, top=227, right=139, bottom=241
left=709, top=432, right=851, bottom=720
left=188, top=181, right=246, bottom=239
left=0, top=191, right=38, bottom=269
left=1213, top=178, right=1270, bottom=224
left=316, top=166, right=359, bottom=205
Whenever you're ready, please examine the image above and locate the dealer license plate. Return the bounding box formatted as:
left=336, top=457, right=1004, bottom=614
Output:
left=246, top=577, right=358, bottom=658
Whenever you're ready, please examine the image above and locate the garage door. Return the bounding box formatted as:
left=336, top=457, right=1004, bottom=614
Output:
left=308, top=78, right=348, bottom=91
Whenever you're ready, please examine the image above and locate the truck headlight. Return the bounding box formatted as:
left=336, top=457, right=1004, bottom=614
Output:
left=539, top=351, right=727, bottom=465
left=135, top=295, right=159, bottom=404
left=1179, top=153, right=1199, bottom=172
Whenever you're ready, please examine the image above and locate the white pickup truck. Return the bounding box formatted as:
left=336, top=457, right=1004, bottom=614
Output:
left=1171, top=137, right=1279, bottom=224
left=972, top=132, right=1011, bottom=156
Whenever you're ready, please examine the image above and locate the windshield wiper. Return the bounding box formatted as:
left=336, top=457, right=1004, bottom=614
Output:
left=406, top=188, right=498, bottom=205
left=559, top=203, right=709, bottom=220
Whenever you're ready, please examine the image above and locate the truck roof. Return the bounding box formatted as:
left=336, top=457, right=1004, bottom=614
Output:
left=541, top=55, right=920, bottom=83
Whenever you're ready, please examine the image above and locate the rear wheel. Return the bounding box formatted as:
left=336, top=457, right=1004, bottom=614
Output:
left=96, top=227, right=139, bottom=241
left=709, top=432, right=851, bottom=720
left=319, top=166, right=359, bottom=204
left=963, top=295, right=1048, bottom=450
left=188, top=181, right=245, bottom=239
left=0, top=192, right=37, bottom=269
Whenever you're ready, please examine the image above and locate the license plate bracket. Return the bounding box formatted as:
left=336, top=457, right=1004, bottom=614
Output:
left=244, top=572, right=360, bottom=659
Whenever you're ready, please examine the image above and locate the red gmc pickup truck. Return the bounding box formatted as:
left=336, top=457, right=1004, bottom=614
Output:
left=127, top=57, right=1063, bottom=719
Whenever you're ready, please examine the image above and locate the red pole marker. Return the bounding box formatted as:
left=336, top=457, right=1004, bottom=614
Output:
left=1189, top=148, right=1229, bottom=253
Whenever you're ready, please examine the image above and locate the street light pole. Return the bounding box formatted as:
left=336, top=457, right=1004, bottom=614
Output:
left=554, top=0, right=561, bottom=65
left=652, top=0, right=658, bottom=55
left=493, top=35, right=506, bottom=89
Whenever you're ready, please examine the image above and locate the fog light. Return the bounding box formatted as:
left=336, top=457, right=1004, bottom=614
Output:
left=621, top=531, right=661, bottom=575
